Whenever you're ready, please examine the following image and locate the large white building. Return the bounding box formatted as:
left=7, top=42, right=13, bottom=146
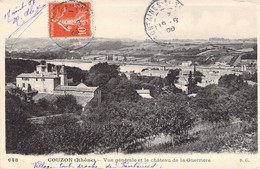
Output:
left=16, top=61, right=101, bottom=109
left=16, top=61, right=67, bottom=93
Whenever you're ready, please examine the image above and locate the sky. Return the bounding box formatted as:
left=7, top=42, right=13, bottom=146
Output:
left=1, top=0, right=257, bottom=40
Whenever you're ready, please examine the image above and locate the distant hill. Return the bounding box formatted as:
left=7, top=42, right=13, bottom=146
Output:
left=6, top=37, right=257, bottom=65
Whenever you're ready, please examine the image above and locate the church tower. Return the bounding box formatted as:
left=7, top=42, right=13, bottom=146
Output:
left=59, top=65, right=68, bottom=86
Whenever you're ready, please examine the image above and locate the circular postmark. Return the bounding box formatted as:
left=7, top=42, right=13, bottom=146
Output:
left=144, top=0, right=184, bottom=46
left=49, top=0, right=95, bottom=50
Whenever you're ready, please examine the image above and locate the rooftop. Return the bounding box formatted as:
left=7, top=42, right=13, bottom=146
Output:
left=17, top=72, right=59, bottom=79
left=136, top=88, right=153, bottom=99
left=55, top=83, right=98, bottom=92
left=33, top=93, right=93, bottom=107
left=138, top=93, right=153, bottom=99
left=136, top=89, right=150, bottom=94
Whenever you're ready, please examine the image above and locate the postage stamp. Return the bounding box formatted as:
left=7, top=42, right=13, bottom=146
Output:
left=49, top=1, right=92, bottom=38
left=144, top=0, right=184, bottom=45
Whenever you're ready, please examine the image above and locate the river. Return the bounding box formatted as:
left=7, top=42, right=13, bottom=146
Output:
left=46, top=60, right=167, bottom=73
left=46, top=60, right=237, bottom=76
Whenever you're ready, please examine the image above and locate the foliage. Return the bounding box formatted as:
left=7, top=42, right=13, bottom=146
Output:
left=18, top=115, right=100, bottom=154
left=5, top=92, right=35, bottom=153
left=5, top=60, right=257, bottom=154
left=100, top=78, right=141, bottom=103
left=192, top=85, right=231, bottom=124
left=130, top=76, right=163, bottom=97
left=193, top=71, right=203, bottom=84
left=228, top=85, right=257, bottom=127
left=5, top=58, right=39, bottom=83
left=84, top=101, right=153, bottom=153
left=152, top=94, right=195, bottom=145
left=47, top=63, right=88, bottom=84
left=187, top=70, right=204, bottom=94
left=33, top=95, right=82, bottom=116
left=84, top=93, right=195, bottom=152
left=54, top=95, right=82, bottom=114
left=86, top=62, right=119, bottom=86
left=243, top=71, right=257, bottom=83
left=218, top=74, right=246, bottom=93
left=142, top=127, right=257, bottom=153
left=65, top=66, right=88, bottom=84
left=165, top=69, right=182, bottom=93
left=165, top=69, right=181, bottom=86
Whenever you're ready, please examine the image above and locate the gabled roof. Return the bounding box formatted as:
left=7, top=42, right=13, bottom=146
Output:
left=17, top=72, right=59, bottom=79
left=136, top=89, right=150, bottom=94
left=32, top=93, right=93, bottom=107
left=77, top=83, right=88, bottom=88
left=138, top=93, right=153, bottom=99
left=33, top=93, right=59, bottom=102
left=136, top=88, right=153, bottom=99
left=55, top=85, right=98, bottom=92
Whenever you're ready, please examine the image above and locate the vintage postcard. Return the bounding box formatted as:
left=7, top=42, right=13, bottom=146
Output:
left=0, top=0, right=259, bottom=168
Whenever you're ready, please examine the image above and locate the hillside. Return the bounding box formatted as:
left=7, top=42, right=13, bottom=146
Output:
left=6, top=38, right=257, bottom=65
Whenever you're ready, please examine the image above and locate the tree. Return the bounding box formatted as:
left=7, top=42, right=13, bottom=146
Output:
left=219, top=74, right=246, bottom=93
left=165, top=69, right=181, bottom=86
left=54, top=95, right=82, bottom=114
left=165, top=69, right=182, bottom=93
left=187, top=71, right=195, bottom=94
left=37, top=98, right=50, bottom=110
left=5, top=92, right=35, bottom=153
left=151, top=94, right=195, bottom=146
left=86, top=62, right=120, bottom=86
left=104, top=79, right=141, bottom=102
left=192, top=85, right=231, bottom=125
left=187, top=71, right=203, bottom=94
left=18, top=115, right=100, bottom=154
left=193, top=71, right=203, bottom=84
left=251, top=71, right=257, bottom=83
left=228, top=85, right=257, bottom=129
left=84, top=101, right=153, bottom=153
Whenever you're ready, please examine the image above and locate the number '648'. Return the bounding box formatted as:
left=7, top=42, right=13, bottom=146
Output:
left=8, top=158, right=18, bottom=162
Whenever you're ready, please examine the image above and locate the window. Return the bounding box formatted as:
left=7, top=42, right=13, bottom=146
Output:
left=22, top=77, right=29, bottom=81
left=22, top=83, right=25, bottom=88
left=36, top=78, right=38, bottom=81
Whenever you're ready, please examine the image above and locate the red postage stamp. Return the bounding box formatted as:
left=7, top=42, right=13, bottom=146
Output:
left=49, top=2, right=91, bottom=38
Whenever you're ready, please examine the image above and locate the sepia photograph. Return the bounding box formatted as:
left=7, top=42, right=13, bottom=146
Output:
left=0, top=0, right=259, bottom=168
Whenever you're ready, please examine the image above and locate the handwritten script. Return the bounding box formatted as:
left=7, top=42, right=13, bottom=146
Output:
left=32, top=161, right=158, bottom=169
left=4, top=0, right=47, bottom=38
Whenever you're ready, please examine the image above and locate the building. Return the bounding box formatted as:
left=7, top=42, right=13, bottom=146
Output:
left=136, top=88, right=153, bottom=99
left=140, top=68, right=168, bottom=78
left=181, top=61, right=192, bottom=67
left=33, top=83, right=101, bottom=110
left=240, top=58, right=257, bottom=73
left=16, top=61, right=101, bottom=109
left=16, top=61, right=67, bottom=93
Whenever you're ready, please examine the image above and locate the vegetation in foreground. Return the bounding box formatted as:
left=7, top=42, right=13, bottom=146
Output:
left=6, top=59, right=257, bottom=154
